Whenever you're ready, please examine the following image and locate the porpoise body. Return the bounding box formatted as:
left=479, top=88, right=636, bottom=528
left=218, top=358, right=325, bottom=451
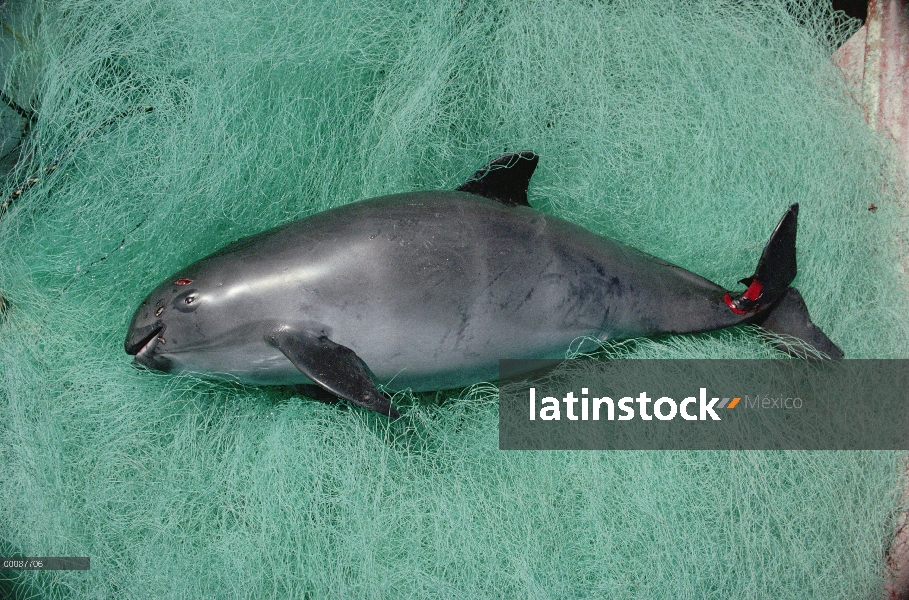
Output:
left=125, top=153, right=842, bottom=417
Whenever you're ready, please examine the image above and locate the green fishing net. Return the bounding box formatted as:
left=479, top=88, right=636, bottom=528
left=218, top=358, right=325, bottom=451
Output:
left=1, top=0, right=906, bottom=597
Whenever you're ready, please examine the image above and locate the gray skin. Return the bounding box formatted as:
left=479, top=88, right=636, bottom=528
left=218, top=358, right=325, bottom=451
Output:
left=125, top=152, right=840, bottom=417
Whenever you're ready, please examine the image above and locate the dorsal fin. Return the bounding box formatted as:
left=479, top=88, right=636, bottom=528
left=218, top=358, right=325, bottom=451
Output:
left=456, top=151, right=538, bottom=207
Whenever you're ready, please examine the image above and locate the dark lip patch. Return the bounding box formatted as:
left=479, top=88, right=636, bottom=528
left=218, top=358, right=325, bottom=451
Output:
left=125, top=323, right=165, bottom=355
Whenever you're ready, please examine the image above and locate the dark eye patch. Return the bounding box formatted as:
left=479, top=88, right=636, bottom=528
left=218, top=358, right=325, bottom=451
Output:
left=172, top=288, right=200, bottom=313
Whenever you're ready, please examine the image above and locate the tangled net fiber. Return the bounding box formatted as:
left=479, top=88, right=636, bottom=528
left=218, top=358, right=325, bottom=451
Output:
left=1, top=0, right=906, bottom=597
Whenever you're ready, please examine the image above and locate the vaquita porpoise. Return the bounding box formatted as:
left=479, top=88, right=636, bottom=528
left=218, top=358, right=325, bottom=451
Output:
left=125, top=152, right=842, bottom=417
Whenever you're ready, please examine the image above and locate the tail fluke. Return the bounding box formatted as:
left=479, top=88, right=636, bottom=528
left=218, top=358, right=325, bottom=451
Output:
left=723, top=203, right=843, bottom=359
left=724, top=203, right=799, bottom=315
left=754, top=287, right=844, bottom=359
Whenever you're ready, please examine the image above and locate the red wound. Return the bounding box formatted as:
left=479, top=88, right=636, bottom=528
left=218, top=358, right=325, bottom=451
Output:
left=741, top=279, right=763, bottom=301
left=723, top=293, right=744, bottom=314
left=174, top=278, right=193, bottom=286
left=724, top=279, right=763, bottom=314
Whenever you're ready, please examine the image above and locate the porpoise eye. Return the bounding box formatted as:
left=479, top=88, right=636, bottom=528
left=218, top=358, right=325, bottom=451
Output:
left=184, top=296, right=195, bottom=305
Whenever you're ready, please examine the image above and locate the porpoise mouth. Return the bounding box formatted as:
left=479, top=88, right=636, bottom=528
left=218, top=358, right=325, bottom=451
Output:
left=125, top=323, right=165, bottom=356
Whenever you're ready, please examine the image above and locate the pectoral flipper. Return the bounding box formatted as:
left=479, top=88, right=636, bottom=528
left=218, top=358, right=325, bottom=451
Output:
left=266, top=327, right=401, bottom=418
